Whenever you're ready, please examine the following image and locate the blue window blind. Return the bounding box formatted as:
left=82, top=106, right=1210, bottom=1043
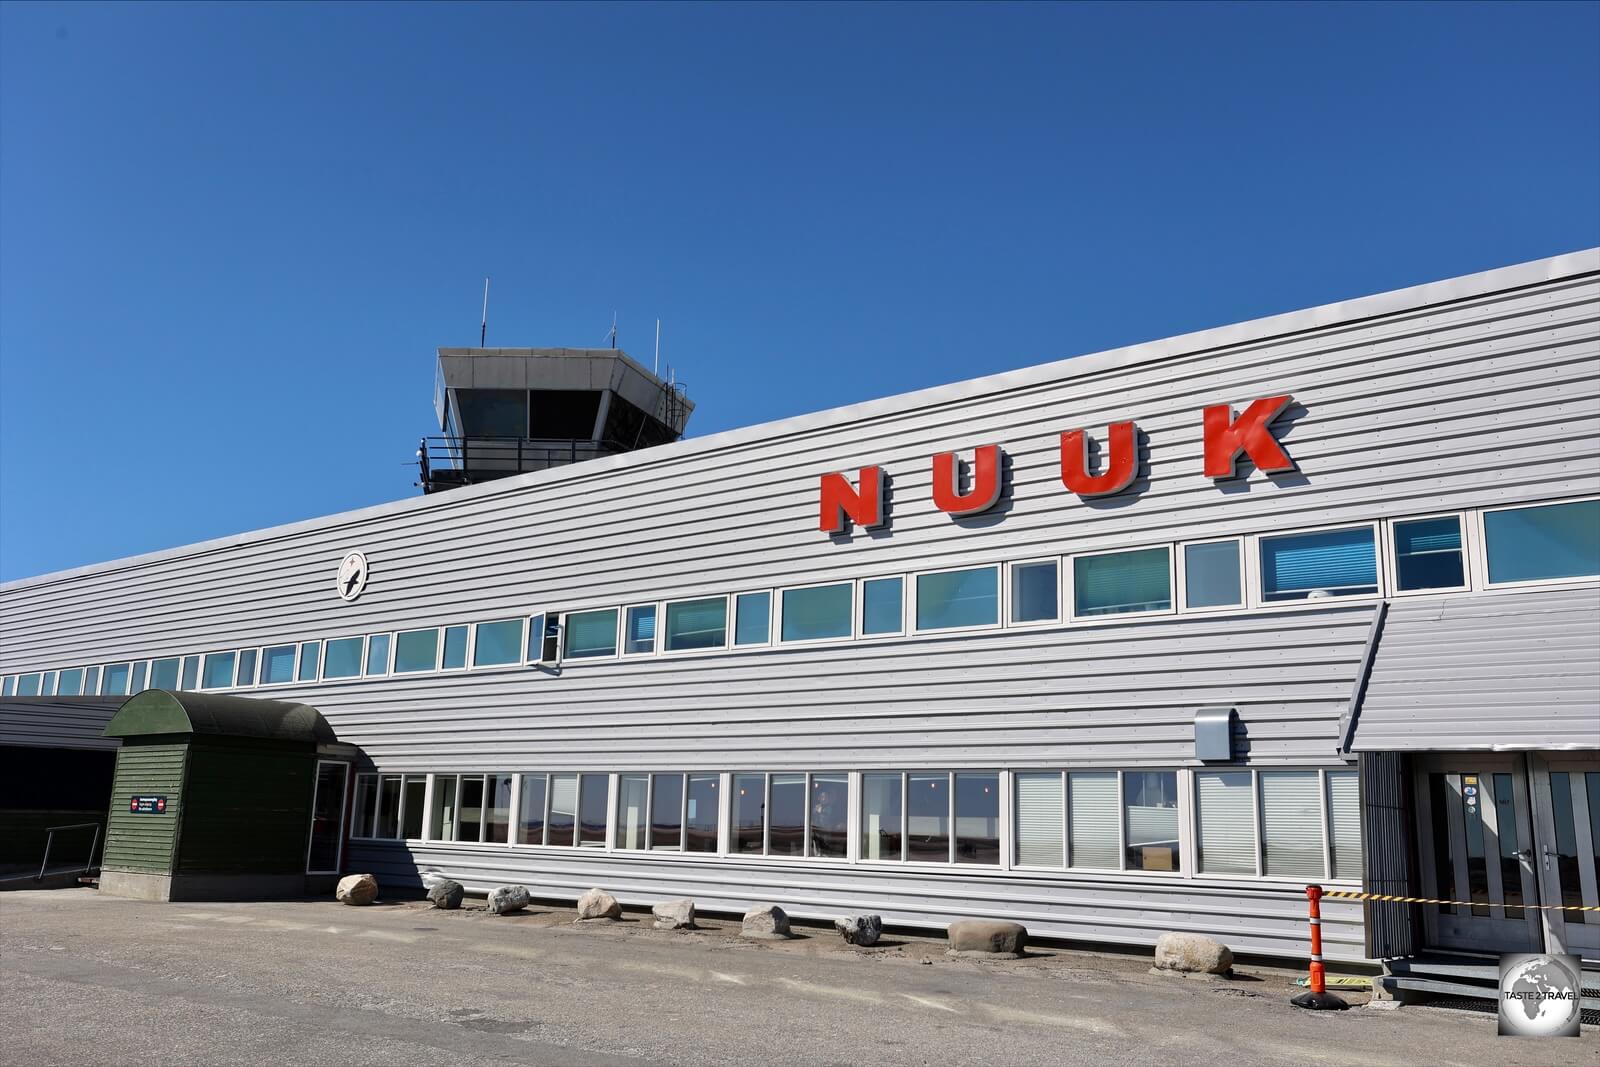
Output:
left=1074, top=548, right=1171, bottom=617
left=1394, top=516, right=1464, bottom=591
left=1260, top=527, right=1377, bottom=601
left=734, top=592, right=771, bottom=645
left=624, top=606, right=656, bottom=654
left=915, top=567, right=999, bottom=630
left=782, top=584, right=853, bottom=641
left=861, top=577, right=903, bottom=635
left=1485, top=500, right=1600, bottom=584
left=665, top=597, right=727, bottom=651
left=565, top=609, right=619, bottom=658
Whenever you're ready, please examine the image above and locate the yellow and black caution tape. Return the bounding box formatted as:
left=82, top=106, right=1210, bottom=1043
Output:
left=1322, top=888, right=1600, bottom=912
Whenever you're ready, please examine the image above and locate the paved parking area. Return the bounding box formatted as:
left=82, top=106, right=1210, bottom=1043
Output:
left=2, top=889, right=1594, bottom=1066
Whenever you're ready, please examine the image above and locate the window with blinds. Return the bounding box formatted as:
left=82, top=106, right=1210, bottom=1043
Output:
left=624, top=605, right=656, bottom=655
left=915, top=567, right=999, bottom=631
left=1196, top=771, right=1256, bottom=875
left=565, top=608, right=619, bottom=658
left=1068, top=772, right=1120, bottom=869
left=1260, top=771, right=1325, bottom=878
left=1073, top=547, right=1172, bottom=617
left=1393, top=516, right=1465, bottom=591
left=781, top=583, right=853, bottom=641
left=1014, top=772, right=1064, bottom=867
left=664, top=597, right=728, bottom=651
left=1326, top=770, right=1361, bottom=880
left=1260, top=526, right=1378, bottom=602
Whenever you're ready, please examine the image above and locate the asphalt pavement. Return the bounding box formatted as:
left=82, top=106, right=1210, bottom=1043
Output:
left=2, top=889, right=1594, bottom=1066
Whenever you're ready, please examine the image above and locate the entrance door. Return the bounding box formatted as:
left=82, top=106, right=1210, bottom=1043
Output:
left=306, top=761, right=349, bottom=876
left=1530, top=755, right=1600, bottom=962
left=1414, top=755, right=1543, bottom=955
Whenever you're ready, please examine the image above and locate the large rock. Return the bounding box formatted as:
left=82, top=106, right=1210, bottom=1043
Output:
left=487, top=885, right=531, bottom=915
left=652, top=899, right=696, bottom=930
left=576, top=888, right=622, bottom=921
left=1153, top=932, right=1234, bottom=976
left=946, top=919, right=1027, bottom=957
left=741, top=903, right=792, bottom=940
left=335, top=873, right=378, bottom=906
left=426, top=879, right=464, bottom=910
left=835, top=914, right=882, bottom=947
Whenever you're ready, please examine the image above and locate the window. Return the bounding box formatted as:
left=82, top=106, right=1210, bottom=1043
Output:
left=517, top=774, right=548, bottom=845
left=781, top=584, right=852, bottom=642
left=441, top=626, right=468, bottom=670
left=915, top=567, right=999, bottom=631
left=375, top=774, right=401, bottom=839
left=1326, top=770, right=1361, bottom=881
left=729, top=772, right=848, bottom=858
left=564, top=609, right=619, bottom=659
left=664, top=597, right=727, bottom=652
left=261, top=646, right=296, bottom=685
left=652, top=773, right=685, bottom=850
left=298, top=642, right=321, bottom=682
left=862, top=773, right=905, bottom=861
left=102, top=663, right=131, bottom=696
left=1260, top=771, right=1324, bottom=878
left=130, top=662, right=148, bottom=692
left=734, top=592, right=771, bottom=646
left=1183, top=540, right=1243, bottom=609
left=617, top=775, right=649, bottom=849
left=1014, top=772, right=1064, bottom=867
left=473, top=620, right=523, bottom=667
left=352, top=775, right=377, bottom=837
left=1069, top=772, right=1120, bottom=868
left=151, top=658, right=180, bottom=690
left=1010, top=561, right=1059, bottom=624
left=810, top=773, right=849, bottom=858
left=1196, top=771, right=1256, bottom=875
left=548, top=774, right=577, bottom=845
left=365, top=634, right=391, bottom=676
left=907, top=772, right=950, bottom=861
left=1, top=677, right=13, bottom=697
left=1260, top=526, right=1378, bottom=602
left=42, top=672, right=56, bottom=696
left=17, top=673, right=41, bottom=696
left=201, top=653, right=236, bottom=690
left=861, top=577, right=903, bottom=636
left=322, top=637, right=363, bottom=680
left=527, top=615, right=559, bottom=663
left=457, top=775, right=485, bottom=840
left=429, top=774, right=457, bottom=840
left=623, top=605, right=656, bottom=655
left=686, top=774, right=719, bottom=852
left=578, top=773, right=609, bottom=845
left=401, top=776, right=427, bottom=840
left=1074, top=547, right=1171, bottom=617
left=734, top=773, right=765, bottom=853
left=1484, top=499, right=1600, bottom=585
left=1124, top=770, right=1179, bottom=872
left=234, top=650, right=255, bottom=687
left=394, top=629, right=439, bottom=673
left=1393, top=516, right=1465, bottom=591
left=180, top=656, right=199, bottom=690
left=955, top=772, right=999, bottom=864
left=85, top=666, right=102, bottom=695
left=769, top=773, right=805, bottom=856
left=57, top=668, right=84, bottom=697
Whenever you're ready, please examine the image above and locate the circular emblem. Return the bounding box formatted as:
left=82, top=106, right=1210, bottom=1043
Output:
left=336, top=551, right=369, bottom=601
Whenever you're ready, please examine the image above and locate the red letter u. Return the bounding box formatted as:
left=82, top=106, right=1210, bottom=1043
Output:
left=1060, top=422, right=1138, bottom=497
left=932, top=445, right=1002, bottom=516
left=819, top=467, right=885, bottom=533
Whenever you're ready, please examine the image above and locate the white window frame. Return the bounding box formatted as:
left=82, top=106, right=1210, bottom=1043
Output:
left=1004, top=558, right=1063, bottom=629
left=364, top=632, right=395, bottom=677
left=231, top=650, right=257, bottom=689
left=99, top=662, right=134, bottom=697
left=1252, top=520, right=1385, bottom=607
left=856, top=574, right=907, bottom=640
left=319, top=634, right=368, bottom=682
left=776, top=580, right=857, bottom=646
left=1118, top=768, right=1185, bottom=878
left=439, top=624, right=471, bottom=672
left=197, top=650, right=240, bottom=691
left=393, top=627, right=444, bottom=675
left=1010, top=768, right=1067, bottom=871
left=305, top=760, right=350, bottom=875
left=909, top=563, right=1003, bottom=636
left=560, top=607, right=621, bottom=662
left=1064, top=769, right=1126, bottom=873
left=1176, top=537, right=1246, bottom=614
left=1473, top=495, right=1600, bottom=591
left=619, top=604, right=660, bottom=657
left=1386, top=510, right=1472, bottom=598
left=254, top=645, right=296, bottom=688
left=296, top=640, right=323, bottom=684
left=468, top=618, right=528, bottom=670
left=731, top=590, right=776, bottom=648
left=1066, top=544, right=1177, bottom=623
left=659, top=595, right=732, bottom=656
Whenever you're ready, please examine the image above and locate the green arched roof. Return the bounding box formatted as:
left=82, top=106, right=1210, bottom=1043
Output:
left=104, top=690, right=335, bottom=744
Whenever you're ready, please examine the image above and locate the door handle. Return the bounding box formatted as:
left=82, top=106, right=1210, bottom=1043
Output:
left=1542, top=844, right=1556, bottom=872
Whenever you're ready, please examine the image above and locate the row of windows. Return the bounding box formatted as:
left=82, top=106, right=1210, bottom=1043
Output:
left=349, top=766, right=1362, bottom=883
left=6, top=496, right=1596, bottom=696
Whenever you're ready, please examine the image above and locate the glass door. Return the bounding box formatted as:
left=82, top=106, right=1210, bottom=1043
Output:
left=1531, top=756, right=1600, bottom=962
left=306, top=761, right=350, bottom=875
left=1414, top=755, right=1543, bottom=955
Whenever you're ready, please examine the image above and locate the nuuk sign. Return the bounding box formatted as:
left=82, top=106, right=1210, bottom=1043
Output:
left=819, top=394, right=1295, bottom=534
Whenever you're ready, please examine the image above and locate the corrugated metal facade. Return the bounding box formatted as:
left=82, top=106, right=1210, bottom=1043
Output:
left=1350, top=586, right=1600, bottom=752
left=0, top=698, right=122, bottom=750
left=2, top=250, right=1597, bottom=962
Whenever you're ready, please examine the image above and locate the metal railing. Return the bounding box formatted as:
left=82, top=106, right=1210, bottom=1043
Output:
left=417, top=435, right=638, bottom=493
left=37, top=822, right=101, bottom=882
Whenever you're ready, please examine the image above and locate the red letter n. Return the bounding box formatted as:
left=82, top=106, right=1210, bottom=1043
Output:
left=1203, top=395, right=1296, bottom=479
left=1060, top=422, right=1138, bottom=497
left=932, top=445, right=1002, bottom=516
left=819, top=466, right=885, bottom=534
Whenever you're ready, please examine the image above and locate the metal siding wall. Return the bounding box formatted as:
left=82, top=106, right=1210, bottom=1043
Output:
left=0, top=699, right=122, bottom=751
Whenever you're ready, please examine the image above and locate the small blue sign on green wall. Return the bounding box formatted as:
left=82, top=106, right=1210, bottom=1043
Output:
left=129, top=795, right=168, bottom=814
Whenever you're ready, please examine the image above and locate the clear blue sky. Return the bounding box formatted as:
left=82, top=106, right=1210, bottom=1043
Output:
left=2, top=1, right=1597, bottom=581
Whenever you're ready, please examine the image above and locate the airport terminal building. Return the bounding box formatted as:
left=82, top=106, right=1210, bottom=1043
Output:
left=2, top=250, right=1597, bottom=971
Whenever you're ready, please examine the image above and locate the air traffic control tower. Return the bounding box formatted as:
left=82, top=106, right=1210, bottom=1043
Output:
left=418, top=347, right=693, bottom=493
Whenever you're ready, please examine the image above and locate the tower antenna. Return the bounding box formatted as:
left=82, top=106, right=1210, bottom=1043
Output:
left=609, top=311, right=618, bottom=349
left=654, top=318, right=661, bottom=377
left=480, top=277, right=490, bottom=347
